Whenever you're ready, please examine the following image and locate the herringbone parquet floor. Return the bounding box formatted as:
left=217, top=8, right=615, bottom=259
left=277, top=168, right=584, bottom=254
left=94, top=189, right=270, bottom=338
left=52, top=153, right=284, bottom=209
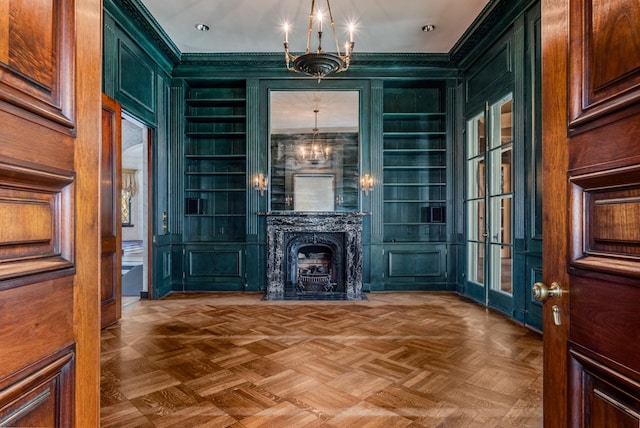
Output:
left=100, top=292, right=543, bottom=427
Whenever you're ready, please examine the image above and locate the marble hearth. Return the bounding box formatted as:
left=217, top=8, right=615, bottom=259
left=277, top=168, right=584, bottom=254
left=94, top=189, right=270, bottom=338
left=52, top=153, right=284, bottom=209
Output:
left=263, top=212, right=366, bottom=300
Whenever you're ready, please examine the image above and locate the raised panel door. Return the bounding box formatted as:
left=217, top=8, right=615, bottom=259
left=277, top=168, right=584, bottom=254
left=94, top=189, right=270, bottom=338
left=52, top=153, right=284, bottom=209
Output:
left=541, top=0, right=640, bottom=425
left=101, top=94, right=122, bottom=328
left=0, top=0, right=101, bottom=425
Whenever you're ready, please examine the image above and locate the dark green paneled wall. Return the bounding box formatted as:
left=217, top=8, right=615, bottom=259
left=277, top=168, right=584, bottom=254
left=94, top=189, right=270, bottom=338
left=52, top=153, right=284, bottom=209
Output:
left=103, top=0, right=180, bottom=298
left=103, top=0, right=543, bottom=330
left=456, top=1, right=543, bottom=329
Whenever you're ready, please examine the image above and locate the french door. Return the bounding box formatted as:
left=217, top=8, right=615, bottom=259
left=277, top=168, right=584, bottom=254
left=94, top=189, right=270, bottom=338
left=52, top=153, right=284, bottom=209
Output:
left=466, top=94, right=514, bottom=314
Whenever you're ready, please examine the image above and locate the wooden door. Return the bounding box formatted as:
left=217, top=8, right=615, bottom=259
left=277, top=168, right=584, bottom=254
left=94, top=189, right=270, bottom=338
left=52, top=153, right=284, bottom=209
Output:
left=101, top=94, right=123, bottom=328
left=541, top=0, right=640, bottom=426
left=0, top=0, right=101, bottom=426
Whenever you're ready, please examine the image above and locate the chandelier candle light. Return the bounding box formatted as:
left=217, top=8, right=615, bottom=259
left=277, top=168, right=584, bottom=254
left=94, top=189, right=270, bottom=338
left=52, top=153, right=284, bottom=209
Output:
left=283, top=0, right=355, bottom=80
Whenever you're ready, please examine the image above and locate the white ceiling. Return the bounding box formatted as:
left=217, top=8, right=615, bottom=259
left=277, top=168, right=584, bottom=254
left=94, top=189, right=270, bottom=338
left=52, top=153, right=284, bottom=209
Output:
left=139, top=0, right=491, bottom=54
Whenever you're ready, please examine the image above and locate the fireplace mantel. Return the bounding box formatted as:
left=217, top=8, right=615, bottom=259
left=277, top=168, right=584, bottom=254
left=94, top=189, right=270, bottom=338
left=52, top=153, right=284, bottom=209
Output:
left=262, top=212, right=367, bottom=300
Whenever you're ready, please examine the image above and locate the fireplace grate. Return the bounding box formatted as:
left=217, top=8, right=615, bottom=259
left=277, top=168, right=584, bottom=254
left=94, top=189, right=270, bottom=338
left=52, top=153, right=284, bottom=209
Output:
left=297, top=272, right=333, bottom=292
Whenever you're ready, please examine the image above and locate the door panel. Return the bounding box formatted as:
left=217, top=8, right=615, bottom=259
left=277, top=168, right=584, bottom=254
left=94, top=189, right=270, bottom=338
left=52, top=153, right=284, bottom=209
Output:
left=101, top=94, right=122, bottom=328
left=570, top=350, right=640, bottom=427
left=466, top=112, right=486, bottom=290
left=0, top=0, right=75, bottom=129
left=0, top=279, right=74, bottom=377
left=0, top=0, right=101, bottom=425
left=541, top=0, right=640, bottom=425
left=568, top=0, right=640, bottom=132
left=487, top=97, right=513, bottom=300
left=0, top=351, right=74, bottom=428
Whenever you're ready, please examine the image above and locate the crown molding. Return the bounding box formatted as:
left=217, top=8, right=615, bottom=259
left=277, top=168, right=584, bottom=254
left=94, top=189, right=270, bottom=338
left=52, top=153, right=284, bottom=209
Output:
left=449, top=0, right=537, bottom=66
left=173, top=52, right=459, bottom=80
left=106, top=0, right=181, bottom=66
left=178, top=52, right=452, bottom=68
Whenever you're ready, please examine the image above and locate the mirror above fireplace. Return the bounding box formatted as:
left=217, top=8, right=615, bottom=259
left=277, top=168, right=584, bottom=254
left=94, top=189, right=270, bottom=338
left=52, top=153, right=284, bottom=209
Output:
left=269, top=90, right=359, bottom=212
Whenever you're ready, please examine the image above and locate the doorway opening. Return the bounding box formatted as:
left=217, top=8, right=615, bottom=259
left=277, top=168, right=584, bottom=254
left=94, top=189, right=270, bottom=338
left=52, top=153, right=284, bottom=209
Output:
left=121, top=113, right=151, bottom=307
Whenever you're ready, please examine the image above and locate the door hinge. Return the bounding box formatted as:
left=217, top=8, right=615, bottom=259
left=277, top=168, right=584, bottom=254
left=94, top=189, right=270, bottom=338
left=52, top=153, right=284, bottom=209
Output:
left=182, top=271, right=186, bottom=279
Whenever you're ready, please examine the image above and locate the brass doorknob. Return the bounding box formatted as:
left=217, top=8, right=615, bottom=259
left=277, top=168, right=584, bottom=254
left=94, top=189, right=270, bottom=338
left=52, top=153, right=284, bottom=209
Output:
left=533, top=281, right=563, bottom=302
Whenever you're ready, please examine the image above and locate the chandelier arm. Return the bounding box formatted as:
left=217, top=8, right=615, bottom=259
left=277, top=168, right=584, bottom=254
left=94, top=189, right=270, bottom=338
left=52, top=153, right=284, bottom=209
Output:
left=285, top=50, right=297, bottom=71
left=326, top=0, right=342, bottom=56
left=306, top=0, right=315, bottom=54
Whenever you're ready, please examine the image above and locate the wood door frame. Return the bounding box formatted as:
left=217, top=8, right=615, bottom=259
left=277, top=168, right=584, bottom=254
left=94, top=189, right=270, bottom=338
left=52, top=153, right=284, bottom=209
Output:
left=120, top=112, right=154, bottom=300
left=145, top=126, right=154, bottom=299
left=72, top=0, right=102, bottom=423
left=101, top=94, right=122, bottom=328
left=541, top=0, right=571, bottom=424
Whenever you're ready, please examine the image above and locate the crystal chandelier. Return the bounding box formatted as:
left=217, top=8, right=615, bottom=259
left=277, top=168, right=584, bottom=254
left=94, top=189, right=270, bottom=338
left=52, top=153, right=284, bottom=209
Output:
left=283, top=0, right=355, bottom=80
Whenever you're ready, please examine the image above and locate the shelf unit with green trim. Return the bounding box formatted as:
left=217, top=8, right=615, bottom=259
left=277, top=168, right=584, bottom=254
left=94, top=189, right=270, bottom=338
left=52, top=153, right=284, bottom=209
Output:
left=183, top=82, right=247, bottom=243
left=382, top=82, right=447, bottom=243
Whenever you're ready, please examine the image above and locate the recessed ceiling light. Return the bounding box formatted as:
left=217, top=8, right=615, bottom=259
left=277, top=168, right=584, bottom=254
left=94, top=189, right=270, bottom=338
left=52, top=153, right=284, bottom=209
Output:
left=195, top=23, right=210, bottom=32
left=422, top=24, right=436, bottom=32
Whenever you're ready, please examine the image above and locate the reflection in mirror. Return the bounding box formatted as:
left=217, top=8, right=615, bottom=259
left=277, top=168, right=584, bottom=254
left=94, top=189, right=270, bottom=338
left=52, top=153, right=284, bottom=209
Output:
left=293, top=174, right=334, bottom=211
left=270, top=91, right=359, bottom=212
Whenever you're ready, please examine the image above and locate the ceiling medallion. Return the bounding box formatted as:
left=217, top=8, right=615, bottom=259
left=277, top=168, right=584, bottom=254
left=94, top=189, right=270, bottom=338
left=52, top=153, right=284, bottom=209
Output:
left=283, top=0, right=355, bottom=81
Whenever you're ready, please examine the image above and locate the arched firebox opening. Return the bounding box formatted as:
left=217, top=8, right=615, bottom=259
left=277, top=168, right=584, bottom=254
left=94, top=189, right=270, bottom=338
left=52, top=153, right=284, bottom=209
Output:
left=285, top=232, right=345, bottom=297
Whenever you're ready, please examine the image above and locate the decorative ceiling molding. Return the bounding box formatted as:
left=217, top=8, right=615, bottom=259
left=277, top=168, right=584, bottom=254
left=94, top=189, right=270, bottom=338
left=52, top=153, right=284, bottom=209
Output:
left=108, top=0, right=181, bottom=66
left=449, top=0, right=536, bottom=66
left=109, top=0, right=534, bottom=74
left=177, top=52, right=453, bottom=69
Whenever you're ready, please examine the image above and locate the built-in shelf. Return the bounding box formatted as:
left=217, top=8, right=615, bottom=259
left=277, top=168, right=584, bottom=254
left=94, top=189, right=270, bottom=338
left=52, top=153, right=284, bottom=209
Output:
left=185, top=98, right=246, bottom=106
left=183, top=82, right=247, bottom=243
left=382, top=83, right=447, bottom=243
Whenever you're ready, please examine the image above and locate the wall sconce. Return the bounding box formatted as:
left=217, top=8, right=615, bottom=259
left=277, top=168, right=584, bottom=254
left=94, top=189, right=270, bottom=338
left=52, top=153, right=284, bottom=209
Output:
left=254, top=174, right=268, bottom=196
left=360, top=174, right=374, bottom=196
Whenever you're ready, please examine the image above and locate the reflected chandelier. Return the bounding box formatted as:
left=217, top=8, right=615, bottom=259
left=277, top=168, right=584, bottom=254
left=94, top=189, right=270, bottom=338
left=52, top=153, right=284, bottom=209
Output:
left=298, top=108, right=330, bottom=164
left=283, top=0, right=355, bottom=80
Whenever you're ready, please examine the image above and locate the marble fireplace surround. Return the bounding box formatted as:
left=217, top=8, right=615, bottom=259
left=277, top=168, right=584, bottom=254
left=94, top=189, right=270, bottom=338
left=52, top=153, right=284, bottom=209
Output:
left=263, top=212, right=366, bottom=300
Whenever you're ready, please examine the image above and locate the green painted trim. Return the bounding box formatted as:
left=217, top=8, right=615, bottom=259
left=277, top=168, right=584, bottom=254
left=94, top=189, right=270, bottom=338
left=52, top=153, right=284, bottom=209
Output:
left=104, top=0, right=180, bottom=69
left=452, top=0, right=538, bottom=68
left=369, top=80, right=384, bottom=242
left=174, top=53, right=459, bottom=80
left=179, top=52, right=450, bottom=65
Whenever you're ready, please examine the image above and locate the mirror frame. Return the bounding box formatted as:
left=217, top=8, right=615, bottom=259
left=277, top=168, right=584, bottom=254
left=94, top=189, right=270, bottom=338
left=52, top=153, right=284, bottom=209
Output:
left=260, top=79, right=371, bottom=214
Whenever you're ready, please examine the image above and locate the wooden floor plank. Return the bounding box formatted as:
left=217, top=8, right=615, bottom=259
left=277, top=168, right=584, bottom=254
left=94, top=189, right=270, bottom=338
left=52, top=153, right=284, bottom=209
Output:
left=101, top=292, right=542, bottom=427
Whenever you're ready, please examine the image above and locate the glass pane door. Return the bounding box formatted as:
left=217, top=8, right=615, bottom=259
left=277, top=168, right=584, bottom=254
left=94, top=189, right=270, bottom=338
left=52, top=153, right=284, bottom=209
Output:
left=466, top=94, right=513, bottom=307
left=466, top=112, right=485, bottom=289
left=488, top=95, right=513, bottom=296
